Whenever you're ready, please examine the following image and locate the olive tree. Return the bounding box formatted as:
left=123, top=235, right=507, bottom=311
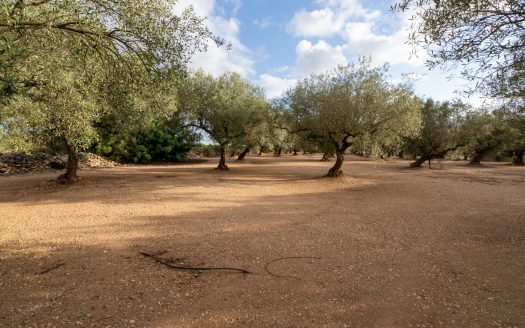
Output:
left=180, top=71, right=269, bottom=170
left=498, top=104, right=525, bottom=165
left=283, top=60, right=422, bottom=177
left=462, top=110, right=507, bottom=165
left=406, top=99, right=470, bottom=167
left=394, top=0, right=525, bottom=99
left=0, top=0, right=214, bottom=183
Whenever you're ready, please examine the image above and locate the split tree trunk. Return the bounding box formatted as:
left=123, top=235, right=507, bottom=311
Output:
left=274, top=147, right=282, bottom=157
left=326, top=151, right=345, bottom=177
left=58, top=142, right=80, bottom=184
left=237, top=147, right=250, bottom=161
left=514, top=150, right=524, bottom=165
left=217, top=146, right=229, bottom=170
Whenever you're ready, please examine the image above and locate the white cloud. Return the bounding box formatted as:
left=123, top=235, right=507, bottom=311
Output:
left=287, top=0, right=380, bottom=37
left=342, top=23, right=425, bottom=66
left=286, top=0, right=424, bottom=67
left=294, top=40, right=347, bottom=76
left=287, top=8, right=343, bottom=37
left=258, top=74, right=297, bottom=99
left=174, top=0, right=255, bottom=77
left=253, top=17, right=275, bottom=30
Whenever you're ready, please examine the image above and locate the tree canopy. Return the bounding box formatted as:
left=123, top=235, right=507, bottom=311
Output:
left=394, top=0, right=525, bottom=99
left=180, top=71, right=270, bottom=170
left=281, top=60, right=421, bottom=177
left=0, top=0, right=216, bottom=182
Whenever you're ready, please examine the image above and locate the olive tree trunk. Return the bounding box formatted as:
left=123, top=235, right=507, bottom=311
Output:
left=326, top=151, right=345, bottom=177
left=58, top=142, right=80, bottom=184
left=514, top=150, right=524, bottom=165
left=293, top=146, right=298, bottom=156
left=469, top=151, right=485, bottom=165
left=410, top=155, right=432, bottom=168
left=237, top=147, right=250, bottom=161
left=321, top=152, right=332, bottom=161
left=217, top=146, right=229, bottom=170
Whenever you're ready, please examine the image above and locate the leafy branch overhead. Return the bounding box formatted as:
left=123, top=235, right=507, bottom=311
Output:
left=394, top=0, right=525, bottom=99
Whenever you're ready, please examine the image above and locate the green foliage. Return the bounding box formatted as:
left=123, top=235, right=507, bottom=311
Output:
left=180, top=71, right=270, bottom=146
left=283, top=59, right=422, bottom=157
left=394, top=0, right=525, bottom=99
left=496, top=103, right=525, bottom=164
left=179, top=71, right=272, bottom=169
left=0, top=0, right=216, bottom=180
left=405, top=99, right=470, bottom=165
left=94, top=126, right=198, bottom=163
left=462, top=109, right=507, bottom=161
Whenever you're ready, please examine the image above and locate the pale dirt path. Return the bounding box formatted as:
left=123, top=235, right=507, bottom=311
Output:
left=0, top=154, right=524, bottom=328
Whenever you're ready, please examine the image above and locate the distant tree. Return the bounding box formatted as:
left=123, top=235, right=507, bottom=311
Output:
left=229, top=107, right=275, bottom=161
left=462, top=110, right=507, bottom=165
left=498, top=104, right=525, bottom=165
left=406, top=99, right=470, bottom=168
left=180, top=71, right=269, bottom=170
left=394, top=0, right=525, bottom=99
left=283, top=60, right=421, bottom=177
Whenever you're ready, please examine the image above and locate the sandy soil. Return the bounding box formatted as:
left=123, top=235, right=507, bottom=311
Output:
left=0, top=154, right=524, bottom=328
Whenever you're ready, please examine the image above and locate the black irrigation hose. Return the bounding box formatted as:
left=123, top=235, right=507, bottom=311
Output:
left=139, top=252, right=252, bottom=274
left=264, top=256, right=322, bottom=278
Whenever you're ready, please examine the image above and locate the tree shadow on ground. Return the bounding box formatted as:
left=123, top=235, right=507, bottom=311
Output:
left=1, top=162, right=524, bottom=327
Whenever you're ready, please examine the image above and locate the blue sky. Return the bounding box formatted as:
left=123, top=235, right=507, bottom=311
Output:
left=178, top=0, right=484, bottom=105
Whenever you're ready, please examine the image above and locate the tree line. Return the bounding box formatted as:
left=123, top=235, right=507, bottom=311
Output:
left=1, top=0, right=524, bottom=183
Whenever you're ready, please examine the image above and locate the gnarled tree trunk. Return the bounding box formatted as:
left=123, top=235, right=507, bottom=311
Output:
left=326, top=151, right=345, bottom=177
left=514, top=150, right=524, bottom=165
left=293, top=146, right=298, bottom=156
left=237, top=147, right=250, bottom=161
left=274, top=147, right=282, bottom=157
left=410, top=155, right=432, bottom=168
left=258, top=148, right=263, bottom=156
left=321, top=152, right=331, bottom=161
left=58, top=142, right=80, bottom=184
left=217, top=146, right=229, bottom=170
left=229, top=150, right=236, bottom=158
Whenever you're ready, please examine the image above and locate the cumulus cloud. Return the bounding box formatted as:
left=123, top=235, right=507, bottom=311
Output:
left=174, top=0, right=255, bottom=77
left=258, top=74, right=297, bottom=99
left=287, top=8, right=343, bottom=37
left=294, top=40, right=348, bottom=76
left=286, top=0, right=424, bottom=67
left=287, top=0, right=380, bottom=37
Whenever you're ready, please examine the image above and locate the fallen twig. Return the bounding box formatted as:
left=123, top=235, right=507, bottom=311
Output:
left=264, top=256, right=322, bottom=278
left=38, top=262, right=65, bottom=275
left=139, top=252, right=251, bottom=274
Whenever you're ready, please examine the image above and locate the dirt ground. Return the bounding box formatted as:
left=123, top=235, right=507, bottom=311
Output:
left=1, top=154, right=524, bottom=328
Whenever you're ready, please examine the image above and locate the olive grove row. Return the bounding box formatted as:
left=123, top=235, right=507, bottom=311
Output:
left=1, top=0, right=524, bottom=183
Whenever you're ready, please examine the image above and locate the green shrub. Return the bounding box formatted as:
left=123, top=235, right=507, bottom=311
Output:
left=94, top=126, right=198, bottom=163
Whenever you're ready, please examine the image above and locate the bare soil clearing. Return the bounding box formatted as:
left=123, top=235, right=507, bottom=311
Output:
left=1, top=155, right=524, bottom=328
